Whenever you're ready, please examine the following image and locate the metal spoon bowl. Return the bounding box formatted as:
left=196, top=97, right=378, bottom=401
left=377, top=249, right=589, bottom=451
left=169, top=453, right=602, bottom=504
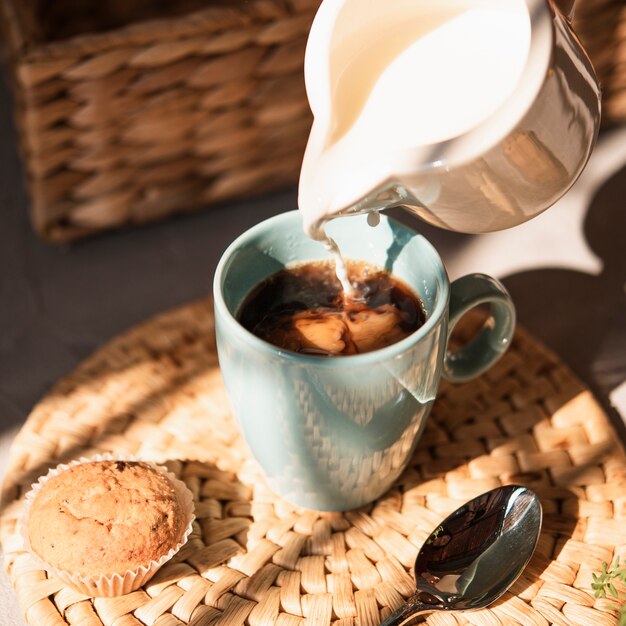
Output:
left=381, top=485, right=542, bottom=625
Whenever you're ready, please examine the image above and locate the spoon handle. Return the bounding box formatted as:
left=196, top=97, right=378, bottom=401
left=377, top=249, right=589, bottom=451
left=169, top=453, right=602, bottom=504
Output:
left=379, top=596, right=433, bottom=626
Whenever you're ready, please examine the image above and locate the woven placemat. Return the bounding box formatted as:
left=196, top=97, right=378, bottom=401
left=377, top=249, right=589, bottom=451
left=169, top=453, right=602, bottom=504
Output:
left=1, top=299, right=625, bottom=626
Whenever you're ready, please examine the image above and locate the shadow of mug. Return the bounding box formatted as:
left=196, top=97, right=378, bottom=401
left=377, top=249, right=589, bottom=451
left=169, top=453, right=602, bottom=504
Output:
left=503, top=162, right=626, bottom=436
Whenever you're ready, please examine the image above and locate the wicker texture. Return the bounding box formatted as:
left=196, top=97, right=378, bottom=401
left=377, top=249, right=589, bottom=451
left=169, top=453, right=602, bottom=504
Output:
left=0, top=0, right=319, bottom=242
left=1, top=299, right=625, bottom=625
left=574, top=0, right=626, bottom=123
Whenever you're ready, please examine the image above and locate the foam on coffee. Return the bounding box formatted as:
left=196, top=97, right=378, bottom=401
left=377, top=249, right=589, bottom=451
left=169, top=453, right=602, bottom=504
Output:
left=238, top=260, right=426, bottom=356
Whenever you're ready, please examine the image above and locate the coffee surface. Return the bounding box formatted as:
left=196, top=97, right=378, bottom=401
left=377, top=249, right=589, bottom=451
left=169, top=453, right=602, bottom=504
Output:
left=238, top=261, right=425, bottom=356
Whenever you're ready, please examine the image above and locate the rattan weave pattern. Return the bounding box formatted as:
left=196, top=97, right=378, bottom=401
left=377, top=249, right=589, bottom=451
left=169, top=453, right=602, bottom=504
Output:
left=574, top=0, right=626, bottom=123
left=1, top=300, right=625, bottom=626
left=0, top=0, right=320, bottom=242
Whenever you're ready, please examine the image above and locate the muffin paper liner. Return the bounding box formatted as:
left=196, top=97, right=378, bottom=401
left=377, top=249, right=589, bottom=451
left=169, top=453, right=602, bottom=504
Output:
left=20, top=453, right=195, bottom=597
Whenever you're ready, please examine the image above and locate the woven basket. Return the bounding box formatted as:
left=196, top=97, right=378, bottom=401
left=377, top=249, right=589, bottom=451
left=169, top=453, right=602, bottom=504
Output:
left=0, top=0, right=319, bottom=243
left=0, top=0, right=623, bottom=243
left=574, top=0, right=626, bottom=123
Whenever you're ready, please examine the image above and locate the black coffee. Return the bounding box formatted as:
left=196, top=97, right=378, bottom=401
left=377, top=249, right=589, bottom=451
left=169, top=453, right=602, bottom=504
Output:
left=237, top=260, right=426, bottom=356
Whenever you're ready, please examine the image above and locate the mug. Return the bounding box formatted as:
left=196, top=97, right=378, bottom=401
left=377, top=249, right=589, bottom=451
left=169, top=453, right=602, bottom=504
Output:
left=301, top=0, right=601, bottom=234
left=213, top=211, right=515, bottom=511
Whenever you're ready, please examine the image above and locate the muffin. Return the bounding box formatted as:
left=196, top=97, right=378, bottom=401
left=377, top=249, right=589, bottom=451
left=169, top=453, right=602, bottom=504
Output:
left=23, top=457, right=194, bottom=596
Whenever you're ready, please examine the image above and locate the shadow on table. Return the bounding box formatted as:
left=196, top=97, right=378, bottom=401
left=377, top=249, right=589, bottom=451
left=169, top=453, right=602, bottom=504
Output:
left=502, top=163, right=626, bottom=443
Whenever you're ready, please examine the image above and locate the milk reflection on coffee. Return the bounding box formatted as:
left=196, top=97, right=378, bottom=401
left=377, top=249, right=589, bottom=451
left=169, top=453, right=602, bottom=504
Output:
left=238, top=261, right=426, bottom=356
left=298, top=0, right=531, bottom=244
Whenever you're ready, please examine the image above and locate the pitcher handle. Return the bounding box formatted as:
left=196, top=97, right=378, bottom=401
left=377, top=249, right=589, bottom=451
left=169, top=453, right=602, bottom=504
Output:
left=443, top=274, right=516, bottom=383
left=553, top=0, right=575, bottom=23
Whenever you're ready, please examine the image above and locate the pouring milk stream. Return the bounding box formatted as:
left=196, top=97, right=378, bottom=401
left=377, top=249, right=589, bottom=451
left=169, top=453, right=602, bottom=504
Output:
left=297, top=0, right=601, bottom=294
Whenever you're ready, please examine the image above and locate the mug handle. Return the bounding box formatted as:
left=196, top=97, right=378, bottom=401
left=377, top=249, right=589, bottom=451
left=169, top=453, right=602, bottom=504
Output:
left=443, top=274, right=516, bottom=383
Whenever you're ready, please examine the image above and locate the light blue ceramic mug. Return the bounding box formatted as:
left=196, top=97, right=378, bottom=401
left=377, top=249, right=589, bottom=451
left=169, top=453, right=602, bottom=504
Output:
left=214, top=211, right=515, bottom=511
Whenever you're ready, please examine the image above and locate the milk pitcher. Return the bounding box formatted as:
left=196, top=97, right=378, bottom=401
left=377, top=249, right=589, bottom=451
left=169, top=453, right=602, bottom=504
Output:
left=298, top=0, right=601, bottom=236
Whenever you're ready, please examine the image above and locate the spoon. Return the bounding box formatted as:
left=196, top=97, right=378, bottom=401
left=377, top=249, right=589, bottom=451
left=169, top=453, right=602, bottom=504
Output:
left=380, top=485, right=542, bottom=625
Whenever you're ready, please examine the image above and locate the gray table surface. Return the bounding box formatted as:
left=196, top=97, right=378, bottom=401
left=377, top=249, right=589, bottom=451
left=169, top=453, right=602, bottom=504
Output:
left=1, top=68, right=625, bottom=625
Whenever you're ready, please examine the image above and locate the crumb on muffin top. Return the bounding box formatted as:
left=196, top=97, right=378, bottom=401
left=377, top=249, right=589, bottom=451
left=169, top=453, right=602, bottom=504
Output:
left=27, top=460, right=188, bottom=577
